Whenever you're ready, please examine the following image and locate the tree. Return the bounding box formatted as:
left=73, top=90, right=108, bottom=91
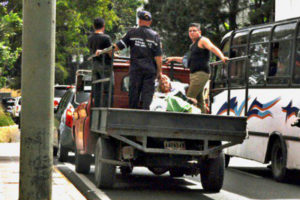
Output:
left=248, top=0, right=275, bottom=24
left=145, top=0, right=274, bottom=56
left=55, top=0, right=142, bottom=84
left=0, top=1, right=22, bottom=88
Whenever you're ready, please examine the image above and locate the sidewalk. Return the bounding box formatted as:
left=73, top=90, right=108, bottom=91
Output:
left=0, top=142, right=86, bottom=200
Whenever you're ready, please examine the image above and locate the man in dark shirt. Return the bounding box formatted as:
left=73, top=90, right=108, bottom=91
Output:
left=87, top=17, right=112, bottom=107
left=101, top=10, right=162, bottom=110
left=166, top=23, right=228, bottom=112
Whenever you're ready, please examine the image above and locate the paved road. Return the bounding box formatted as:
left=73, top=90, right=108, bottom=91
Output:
left=56, top=156, right=300, bottom=200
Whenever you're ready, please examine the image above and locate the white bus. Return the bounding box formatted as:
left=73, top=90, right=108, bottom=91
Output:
left=206, top=17, right=300, bottom=182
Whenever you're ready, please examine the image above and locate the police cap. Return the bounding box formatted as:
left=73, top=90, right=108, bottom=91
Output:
left=137, top=10, right=152, bottom=21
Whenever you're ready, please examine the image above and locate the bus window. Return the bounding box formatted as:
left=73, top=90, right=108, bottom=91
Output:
left=229, top=59, right=245, bottom=87
left=222, top=39, right=230, bottom=57
left=232, top=31, right=248, bottom=46
left=231, top=31, right=248, bottom=58
left=248, top=44, right=268, bottom=86
left=273, top=23, right=296, bottom=40
left=247, top=28, right=271, bottom=86
left=268, top=23, right=295, bottom=84
left=212, top=63, right=227, bottom=89
left=231, top=47, right=246, bottom=57
left=293, top=39, right=300, bottom=84
left=250, top=27, right=271, bottom=43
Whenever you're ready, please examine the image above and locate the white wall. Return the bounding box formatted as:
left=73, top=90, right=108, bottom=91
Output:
left=275, top=0, right=300, bottom=21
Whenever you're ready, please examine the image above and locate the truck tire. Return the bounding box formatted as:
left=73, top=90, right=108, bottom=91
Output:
left=148, top=167, right=168, bottom=176
left=169, top=168, right=184, bottom=177
left=225, top=155, right=230, bottom=168
left=120, top=166, right=133, bottom=176
left=200, top=152, right=225, bottom=192
left=75, top=148, right=91, bottom=174
left=95, top=137, right=116, bottom=188
left=271, top=139, right=287, bottom=182
left=57, top=136, right=68, bottom=162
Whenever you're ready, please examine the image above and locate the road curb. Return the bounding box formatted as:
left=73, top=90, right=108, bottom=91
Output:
left=56, top=165, right=102, bottom=200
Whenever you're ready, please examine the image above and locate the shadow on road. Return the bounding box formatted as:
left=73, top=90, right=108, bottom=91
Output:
left=102, top=173, right=215, bottom=200
left=223, top=166, right=300, bottom=199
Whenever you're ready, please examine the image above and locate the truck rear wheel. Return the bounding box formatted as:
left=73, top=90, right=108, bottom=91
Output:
left=169, top=168, right=184, bottom=177
left=225, top=155, right=230, bottom=168
left=120, top=166, right=133, bottom=176
left=95, top=137, right=116, bottom=188
left=75, top=148, right=91, bottom=174
left=148, top=167, right=168, bottom=176
left=271, top=139, right=287, bottom=182
left=200, top=152, right=224, bottom=192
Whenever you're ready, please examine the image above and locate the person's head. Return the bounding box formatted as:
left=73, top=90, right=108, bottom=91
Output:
left=137, top=10, right=152, bottom=27
left=94, top=17, right=105, bottom=30
left=159, top=75, right=171, bottom=93
left=188, top=23, right=201, bottom=41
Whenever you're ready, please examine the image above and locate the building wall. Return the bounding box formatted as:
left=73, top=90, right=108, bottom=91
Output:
left=275, top=0, right=300, bottom=21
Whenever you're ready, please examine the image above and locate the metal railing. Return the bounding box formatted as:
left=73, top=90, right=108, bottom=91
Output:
left=209, top=56, right=249, bottom=116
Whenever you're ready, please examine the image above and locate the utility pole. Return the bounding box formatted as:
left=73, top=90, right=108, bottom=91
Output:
left=19, top=0, right=56, bottom=199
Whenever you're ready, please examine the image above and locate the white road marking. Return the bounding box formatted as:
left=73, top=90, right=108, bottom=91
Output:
left=183, top=178, right=251, bottom=200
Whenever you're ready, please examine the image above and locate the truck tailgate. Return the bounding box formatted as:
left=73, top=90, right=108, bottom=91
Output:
left=91, top=108, right=246, bottom=143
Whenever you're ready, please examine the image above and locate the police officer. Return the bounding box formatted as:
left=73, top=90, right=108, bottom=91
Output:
left=114, top=10, right=163, bottom=109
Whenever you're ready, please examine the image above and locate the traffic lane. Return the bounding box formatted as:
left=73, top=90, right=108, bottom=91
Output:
left=83, top=167, right=253, bottom=200
left=56, top=157, right=219, bottom=200
left=187, top=157, right=300, bottom=200
left=56, top=156, right=300, bottom=200
left=223, top=167, right=300, bottom=199
left=84, top=166, right=300, bottom=200
left=57, top=156, right=249, bottom=200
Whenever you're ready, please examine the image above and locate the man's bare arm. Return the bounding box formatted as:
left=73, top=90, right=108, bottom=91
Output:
left=155, top=56, right=163, bottom=79
left=165, top=56, right=183, bottom=64
left=200, top=37, right=228, bottom=63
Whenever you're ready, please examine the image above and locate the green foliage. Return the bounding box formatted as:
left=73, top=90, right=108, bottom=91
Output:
left=145, top=0, right=274, bottom=56
left=55, top=63, right=69, bottom=84
left=248, top=0, right=274, bottom=25
left=55, top=0, right=142, bottom=83
left=0, top=0, right=142, bottom=86
left=0, top=3, right=22, bottom=88
left=0, top=106, right=14, bottom=127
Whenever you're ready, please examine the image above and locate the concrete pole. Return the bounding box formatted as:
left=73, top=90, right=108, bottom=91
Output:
left=19, top=0, right=56, bottom=199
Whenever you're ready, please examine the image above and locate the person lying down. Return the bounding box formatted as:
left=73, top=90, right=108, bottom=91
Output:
left=150, top=75, right=201, bottom=113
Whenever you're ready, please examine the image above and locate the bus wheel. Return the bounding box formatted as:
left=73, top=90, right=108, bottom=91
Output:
left=94, top=137, right=116, bottom=188
left=271, top=139, right=287, bottom=182
left=225, top=155, right=230, bottom=168
left=75, top=148, right=91, bottom=174
left=200, top=152, right=224, bottom=192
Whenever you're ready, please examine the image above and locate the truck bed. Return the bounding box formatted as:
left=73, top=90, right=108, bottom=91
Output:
left=91, top=108, right=247, bottom=156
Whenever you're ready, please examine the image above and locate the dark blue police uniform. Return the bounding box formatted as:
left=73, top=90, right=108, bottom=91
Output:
left=116, top=12, right=162, bottom=109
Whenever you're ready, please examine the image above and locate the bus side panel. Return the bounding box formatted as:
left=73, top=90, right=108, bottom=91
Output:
left=286, top=141, right=300, bottom=169
left=212, top=88, right=300, bottom=168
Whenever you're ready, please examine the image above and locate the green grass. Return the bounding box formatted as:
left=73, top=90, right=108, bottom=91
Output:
left=0, top=106, right=15, bottom=127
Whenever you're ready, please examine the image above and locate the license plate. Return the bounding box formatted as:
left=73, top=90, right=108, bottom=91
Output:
left=164, top=141, right=186, bottom=150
